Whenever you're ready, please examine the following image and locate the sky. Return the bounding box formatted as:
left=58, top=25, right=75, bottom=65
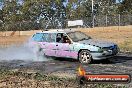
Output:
left=116, top=0, right=123, bottom=3
left=0, top=2, right=3, bottom=10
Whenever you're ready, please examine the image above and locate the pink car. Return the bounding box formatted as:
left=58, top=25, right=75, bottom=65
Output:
left=29, top=30, right=119, bottom=64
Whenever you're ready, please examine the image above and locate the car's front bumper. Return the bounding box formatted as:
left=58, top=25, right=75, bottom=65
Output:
left=91, top=51, right=118, bottom=60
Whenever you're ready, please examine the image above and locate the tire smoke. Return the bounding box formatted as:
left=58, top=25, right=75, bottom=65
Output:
left=0, top=42, right=49, bottom=62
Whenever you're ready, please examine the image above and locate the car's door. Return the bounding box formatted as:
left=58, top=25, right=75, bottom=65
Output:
left=44, top=33, right=57, bottom=56
left=55, top=33, right=76, bottom=58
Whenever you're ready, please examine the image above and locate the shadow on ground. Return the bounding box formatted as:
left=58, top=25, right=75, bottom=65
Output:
left=50, top=54, right=132, bottom=65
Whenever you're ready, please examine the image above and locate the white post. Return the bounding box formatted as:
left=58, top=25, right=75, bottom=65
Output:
left=118, top=14, right=120, bottom=30
left=92, top=0, right=94, bottom=28
left=119, top=14, right=120, bottom=26
left=106, top=15, right=107, bottom=27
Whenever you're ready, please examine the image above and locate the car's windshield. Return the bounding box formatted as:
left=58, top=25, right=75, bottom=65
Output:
left=67, top=31, right=92, bottom=42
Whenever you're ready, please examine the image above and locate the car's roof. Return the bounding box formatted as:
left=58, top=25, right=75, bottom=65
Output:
left=35, top=29, right=77, bottom=34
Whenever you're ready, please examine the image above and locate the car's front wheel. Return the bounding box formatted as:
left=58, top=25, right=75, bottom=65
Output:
left=79, top=50, right=92, bottom=64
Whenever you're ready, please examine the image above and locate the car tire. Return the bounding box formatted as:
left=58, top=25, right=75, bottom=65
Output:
left=79, top=50, right=92, bottom=64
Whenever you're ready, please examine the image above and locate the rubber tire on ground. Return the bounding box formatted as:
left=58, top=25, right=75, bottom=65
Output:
left=79, top=50, right=92, bottom=64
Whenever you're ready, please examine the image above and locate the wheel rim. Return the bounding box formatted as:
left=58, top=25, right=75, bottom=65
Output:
left=80, top=51, right=91, bottom=63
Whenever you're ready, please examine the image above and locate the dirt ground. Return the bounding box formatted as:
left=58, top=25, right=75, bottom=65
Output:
left=0, top=69, right=121, bottom=88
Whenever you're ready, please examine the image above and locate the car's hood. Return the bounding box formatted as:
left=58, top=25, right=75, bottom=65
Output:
left=77, top=39, right=115, bottom=48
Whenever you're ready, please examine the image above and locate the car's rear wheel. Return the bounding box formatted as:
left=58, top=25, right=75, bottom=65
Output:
left=79, top=50, right=92, bottom=64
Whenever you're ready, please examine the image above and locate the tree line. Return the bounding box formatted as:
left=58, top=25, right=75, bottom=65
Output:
left=0, top=0, right=131, bottom=31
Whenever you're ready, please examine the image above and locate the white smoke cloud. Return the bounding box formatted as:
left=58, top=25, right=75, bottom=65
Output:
left=0, top=43, right=50, bottom=62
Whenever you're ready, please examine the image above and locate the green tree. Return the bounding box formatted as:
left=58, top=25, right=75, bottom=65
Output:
left=0, top=9, right=3, bottom=31
left=118, top=0, right=132, bottom=14
left=97, top=0, right=118, bottom=15
left=2, top=0, right=18, bottom=31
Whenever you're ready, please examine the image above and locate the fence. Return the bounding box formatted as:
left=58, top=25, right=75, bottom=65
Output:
left=0, top=14, right=132, bottom=30
left=81, top=14, right=132, bottom=28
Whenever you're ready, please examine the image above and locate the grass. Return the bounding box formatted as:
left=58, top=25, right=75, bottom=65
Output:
left=0, top=69, right=128, bottom=88
left=119, top=39, right=132, bottom=53
left=0, top=69, right=12, bottom=79
left=0, top=36, right=29, bottom=45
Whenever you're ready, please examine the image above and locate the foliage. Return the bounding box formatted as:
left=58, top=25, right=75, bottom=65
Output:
left=118, top=0, right=132, bottom=14
left=0, top=0, right=131, bottom=31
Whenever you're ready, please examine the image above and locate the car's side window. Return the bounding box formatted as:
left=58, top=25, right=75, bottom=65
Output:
left=42, top=33, right=49, bottom=42
left=56, top=33, right=63, bottom=43
left=56, top=33, right=71, bottom=43
left=33, top=33, right=56, bottom=42
left=48, top=33, right=56, bottom=42
left=32, top=33, right=43, bottom=42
